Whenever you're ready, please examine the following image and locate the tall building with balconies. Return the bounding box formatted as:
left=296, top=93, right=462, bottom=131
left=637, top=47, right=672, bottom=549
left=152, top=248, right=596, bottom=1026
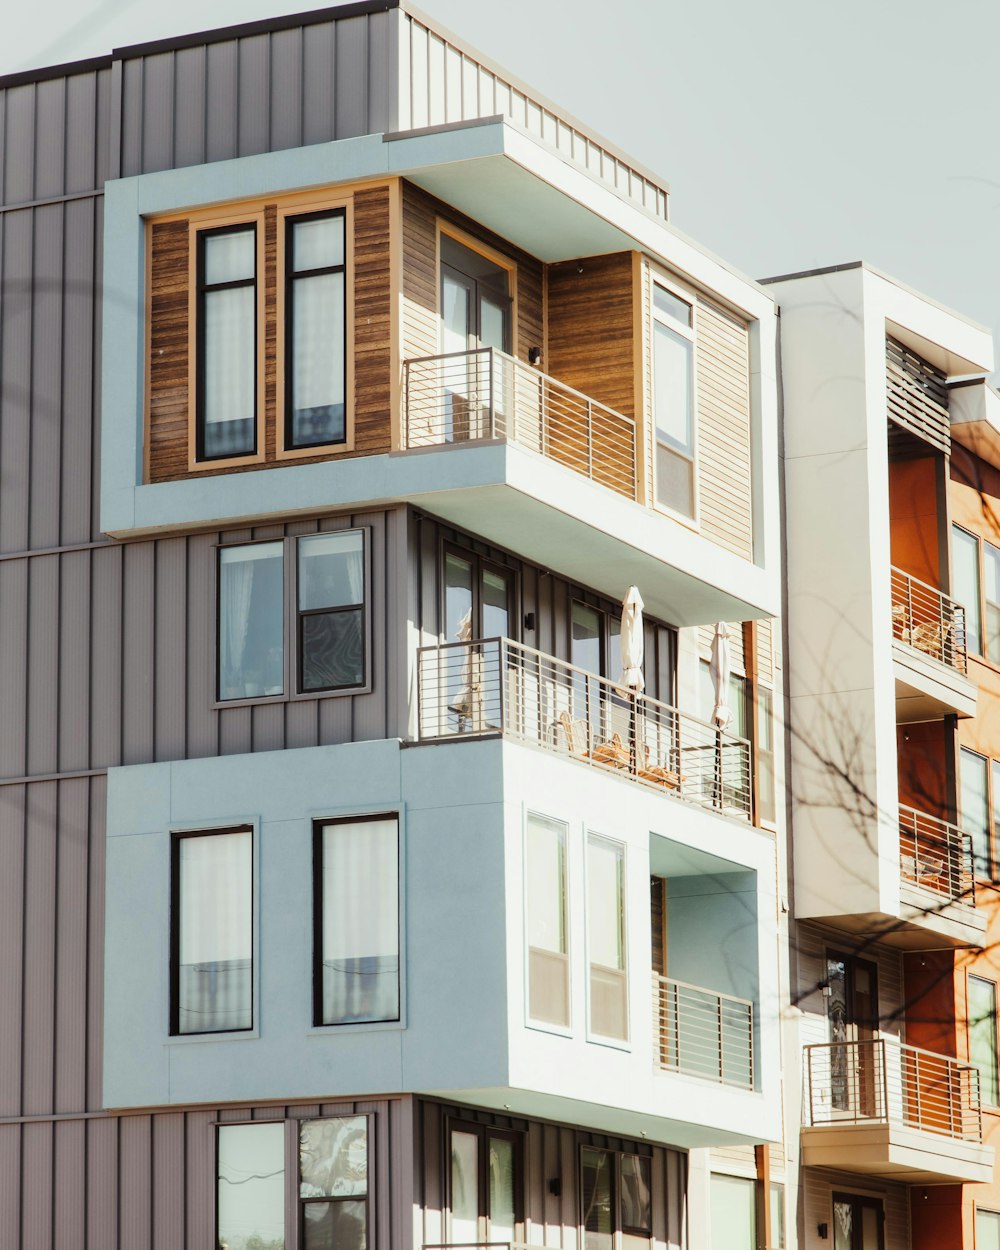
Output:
left=0, top=4, right=788, bottom=1249
left=768, top=262, right=998, bottom=1249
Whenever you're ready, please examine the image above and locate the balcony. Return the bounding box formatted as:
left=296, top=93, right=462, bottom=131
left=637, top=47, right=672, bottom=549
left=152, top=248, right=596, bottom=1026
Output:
left=416, top=637, right=752, bottom=820
left=404, top=347, right=638, bottom=501
left=896, top=805, right=986, bottom=949
left=653, top=973, right=754, bottom=1090
left=891, top=567, right=976, bottom=720
left=802, top=1038, right=993, bottom=1184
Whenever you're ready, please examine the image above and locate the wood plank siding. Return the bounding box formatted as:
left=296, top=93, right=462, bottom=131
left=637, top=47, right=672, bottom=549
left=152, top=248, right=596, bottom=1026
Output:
left=147, top=182, right=393, bottom=481
left=695, top=298, right=753, bottom=560
left=414, top=1099, right=686, bottom=1250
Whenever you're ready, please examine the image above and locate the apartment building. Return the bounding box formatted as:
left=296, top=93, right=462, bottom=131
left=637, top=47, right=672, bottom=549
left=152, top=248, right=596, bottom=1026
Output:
left=769, top=262, right=999, bottom=1250
left=0, top=4, right=787, bottom=1248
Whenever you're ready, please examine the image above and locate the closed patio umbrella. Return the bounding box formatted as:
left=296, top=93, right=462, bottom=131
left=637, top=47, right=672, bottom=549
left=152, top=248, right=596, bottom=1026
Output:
left=620, top=586, right=645, bottom=692
left=710, top=622, right=733, bottom=729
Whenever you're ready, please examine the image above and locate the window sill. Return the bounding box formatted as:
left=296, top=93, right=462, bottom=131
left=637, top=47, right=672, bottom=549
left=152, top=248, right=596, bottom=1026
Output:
left=165, top=1028, right=260, bottom=1046
left=306, top=1017, right=405, bottom=1037
left=525, top=1018, right=574, bottom=1039
left=585, top=1032, right=632, bottom=1053
left=213, top=683, right=372, bottom=711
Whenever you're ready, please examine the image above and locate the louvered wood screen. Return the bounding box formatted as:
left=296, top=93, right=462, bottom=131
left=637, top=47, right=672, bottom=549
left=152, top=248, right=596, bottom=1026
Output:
left=886, top=336, right=950, bottom=453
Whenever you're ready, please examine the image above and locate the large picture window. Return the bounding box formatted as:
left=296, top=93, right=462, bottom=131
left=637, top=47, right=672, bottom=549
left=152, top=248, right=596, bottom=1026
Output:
left=581, top=1147, right=651, bottom=1250
left=196, top=224, right=258, bottom=461
left=171, top=827, right=253, bottom=1035
left=217, top=530, right=368, bottom=703
left=314, top=815, right=399, bottom=1026
left=952, top=524, right=982, bottom=657
left=652, top=282, right=696, bottom=519
left=286, top=210, right=347, bottom=450
left=299, top=1116, right=368, bottom=1250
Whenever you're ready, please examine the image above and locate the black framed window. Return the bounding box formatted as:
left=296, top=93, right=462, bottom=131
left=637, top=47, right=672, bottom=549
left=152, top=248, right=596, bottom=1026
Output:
left=581, top=1147, right=651, bottom=1250
left=217, top=1122, right=285, bottom=1249
left=298, top=531, right=366, bottom=692
left=449, top=1122, right=522, bottom=1244
left=170, top=827, right=253, bottom=1035
left=313, top=815, right=399, bottom=1026
left=299, top=1116, right=368, bottom=1250
left=216, top=529, right=368, bottom=703
left=286, top=210, right=347, bottom=450
left=197, top=224, right=257, bottom=461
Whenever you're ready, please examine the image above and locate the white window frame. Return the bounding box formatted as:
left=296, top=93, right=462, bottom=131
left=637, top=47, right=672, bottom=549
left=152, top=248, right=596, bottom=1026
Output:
left=523, top=809, right=572, bottom=1037
left=584, top=830, right=630, bottom=1049
left=649, top=268, right=699, bottom=528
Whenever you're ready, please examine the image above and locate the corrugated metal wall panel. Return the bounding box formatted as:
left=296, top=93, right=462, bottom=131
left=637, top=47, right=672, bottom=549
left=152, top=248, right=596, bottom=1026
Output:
left=54, top=1117, right=87, bottom=1248
left=22, top=1122, right=54, bottom=1246
left=205, top=40, right=239, bottom=163
left=61, top=197, right=98, bottom=545
left=270, top=26, right=304, bottom=151
left=1, top=208, right=33, bottom=554
left=2, top=85, right=36, bottom=204
left=141, top=52, right=175, bottom=173
left=87, top=775, right=107, bottom=1110
left=54, top=778, right=90, bottom=1114
left=22, top=781, right=57, bottom=1116
left=0, top=786, right=25, bottom=1117
left=30, top=207, right=67, bottom=547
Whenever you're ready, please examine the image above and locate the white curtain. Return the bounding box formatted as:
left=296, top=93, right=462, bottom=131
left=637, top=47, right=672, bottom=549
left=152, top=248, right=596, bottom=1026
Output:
left=322, top=819, right=398, bottom=1023
left=178, top=830, right=252, bottom=1033
left=204, top=286, right=255, bottom=429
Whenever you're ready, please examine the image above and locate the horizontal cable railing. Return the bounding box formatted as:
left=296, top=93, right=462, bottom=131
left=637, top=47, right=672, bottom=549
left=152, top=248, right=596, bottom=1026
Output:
left=890, top=566, right=968, bottom=675
left=804, top=1038, right=983, bottom=1143
left=416, top=636, right=752, bottom=819
left=653, top=973, right=754, bottom=1089
left=898, top=804, right=975, bottom=910
left=404, top=348, right=638, bottom=501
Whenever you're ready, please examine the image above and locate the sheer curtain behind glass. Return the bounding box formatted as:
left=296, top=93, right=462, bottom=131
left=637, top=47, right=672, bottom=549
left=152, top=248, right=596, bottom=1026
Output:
left=320, top=818, right=398, bottom=1024
left=290, top=213, right=346, bottom=448
left=177, top=829, right=252, bottom=1033
left=587, top=835, right=627, bottom=1040
left=527, top=814, right=569, bottom=1027
left=299, top=532, right=365, bottom=692
left=201, top=227, right=256, bottom=459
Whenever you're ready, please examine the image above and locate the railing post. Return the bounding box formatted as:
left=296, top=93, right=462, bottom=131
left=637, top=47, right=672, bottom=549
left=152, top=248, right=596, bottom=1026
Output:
left=587, top=398, right=594, bottom=482
left=403, top=359, right=410, bottom=447
left=906, top=573, right=914, bottom=642
left=717, top=995, right=724, bottom=1083
left=880, top=1039, right=888, bottom=1122
left=806, top=1047, right=815, bottom=1126
left=488, top=347, right=496, bottom=439
left=497, top=639, right=506, bottom=735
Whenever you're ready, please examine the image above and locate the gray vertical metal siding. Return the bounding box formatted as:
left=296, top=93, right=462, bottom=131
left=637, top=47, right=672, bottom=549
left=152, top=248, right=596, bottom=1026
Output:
left=117, top=8, right=397, bottom=176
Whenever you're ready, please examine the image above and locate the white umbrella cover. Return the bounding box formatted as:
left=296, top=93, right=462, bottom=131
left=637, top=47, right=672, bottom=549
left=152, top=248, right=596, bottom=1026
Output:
left=620, top=586, right=645, bottom=692
left=710, top=622, right=733, bottom=729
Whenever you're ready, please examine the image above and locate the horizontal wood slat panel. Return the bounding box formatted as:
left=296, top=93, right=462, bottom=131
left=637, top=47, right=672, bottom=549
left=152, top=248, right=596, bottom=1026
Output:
left=696, top=299, right=753, bottom=559
left=886, top=336, right=950, bottom=454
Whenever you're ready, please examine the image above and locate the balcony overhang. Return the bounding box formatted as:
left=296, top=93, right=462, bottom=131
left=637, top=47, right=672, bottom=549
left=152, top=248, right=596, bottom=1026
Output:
left=893, top=642, right=977, bottom=721
left=384, top=118, right=775, bottom=320
left=897, top=882, right=986, bottom=950
left=950, top=379, right=1000, bottom=472
left=801, top=1122, right=994, bottom=1186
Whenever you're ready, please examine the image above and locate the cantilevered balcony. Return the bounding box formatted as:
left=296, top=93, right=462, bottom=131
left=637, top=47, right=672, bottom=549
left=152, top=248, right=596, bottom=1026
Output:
left=896, top=805, right=985, bottom=948
left=801, top=1038, right=993, bottom=1184
left=653, top=973, right=754, bottom=1090
left=416, top=637, right=752, bottom=820
left=404, top=347, right=638, bottom=500
left=891, top=567, right=976, bottom=720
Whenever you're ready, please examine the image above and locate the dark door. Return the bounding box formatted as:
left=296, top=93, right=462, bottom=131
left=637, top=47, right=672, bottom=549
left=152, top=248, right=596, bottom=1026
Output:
left=828, top=952, right=880, bottom=1116
left=833, top=1193, right=885, bottom=1250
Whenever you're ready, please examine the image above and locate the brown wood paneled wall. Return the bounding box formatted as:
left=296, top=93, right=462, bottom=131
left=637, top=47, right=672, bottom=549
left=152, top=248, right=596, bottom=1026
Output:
left=415, top=1098, right=687, bottom=1250
left=146, top=182, right=392, bottom=482
left=545, top=251, right=637, bottom=419
left=400, top=181, right=544, bottom=366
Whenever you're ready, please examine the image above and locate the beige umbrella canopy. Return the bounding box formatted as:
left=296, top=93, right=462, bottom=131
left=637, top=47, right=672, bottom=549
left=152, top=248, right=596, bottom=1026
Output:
left=620, top=586, right=645, bottom=692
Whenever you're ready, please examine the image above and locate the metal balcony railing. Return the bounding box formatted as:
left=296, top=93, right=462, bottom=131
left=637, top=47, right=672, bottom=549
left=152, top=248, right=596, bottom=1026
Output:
left=804, top=1038, right=983, bottom=1143
left=416, top=637, right=752, bottom=819
left=403, top=348, right=639, bottom=501
left=890, top=566, right=968, bottom=675
left=898, top=804, right=975, bottom=910
left=653, top=973, right=754, bottom=1090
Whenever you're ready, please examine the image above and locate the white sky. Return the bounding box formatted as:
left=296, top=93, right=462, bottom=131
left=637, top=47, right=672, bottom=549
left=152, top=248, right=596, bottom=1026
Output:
left=5, top=0, right=1000, bottom=369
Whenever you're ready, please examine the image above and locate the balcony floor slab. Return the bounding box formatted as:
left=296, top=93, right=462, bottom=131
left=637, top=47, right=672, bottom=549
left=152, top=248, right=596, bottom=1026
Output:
left=801, top=1122, right=994, bottom=1185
